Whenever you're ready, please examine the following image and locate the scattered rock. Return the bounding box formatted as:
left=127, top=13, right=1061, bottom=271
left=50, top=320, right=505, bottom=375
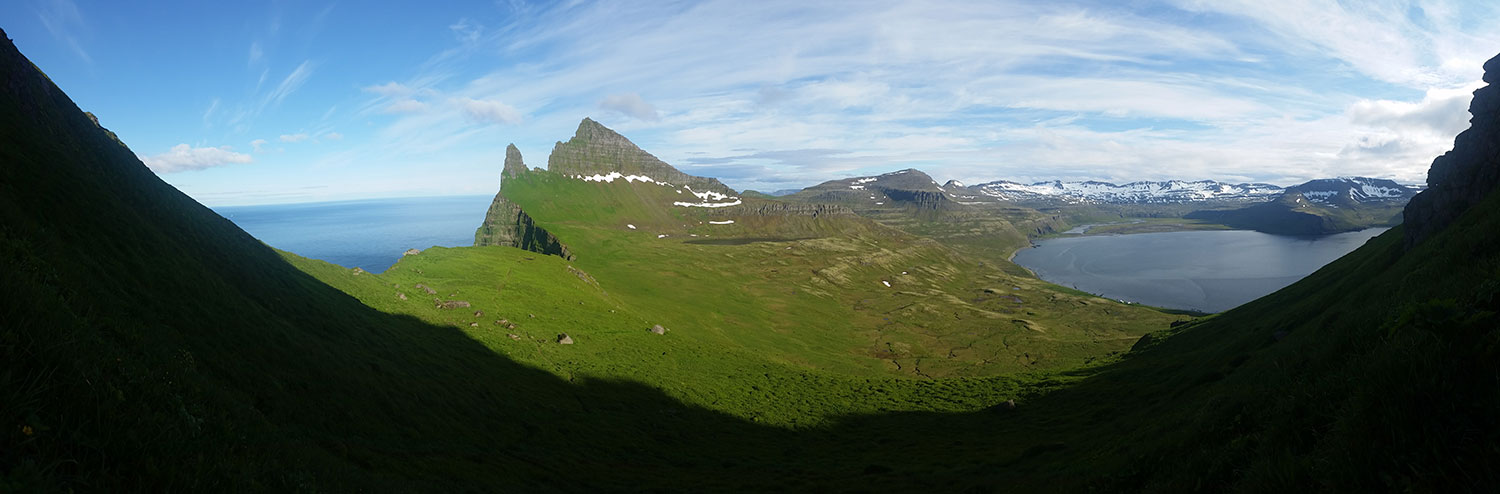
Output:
left=497, top=318, right=510, bottom=325
left=436, top=300, right=472, bottom=310
left=404, top=248, right=421, bottom=256
left=650, top=324, right=668, bottom=335
left=469, top=322, right=479, bottom=328
left=507, top=334, right=521, bottom=341
left=988, top=399, right=1018, bottom=413
left=983, top=287, right=1000, bottom=294
left=415, top=284, right=437, bottom=295
left=557, top=333, right=574, bottom=345
left=528, top=314, right=535, bottom=318
left=474, top=310, right=485, bottom=317
left=352, top=267, right=364, bottom=275
left=396, top=292, right=407, bottom=301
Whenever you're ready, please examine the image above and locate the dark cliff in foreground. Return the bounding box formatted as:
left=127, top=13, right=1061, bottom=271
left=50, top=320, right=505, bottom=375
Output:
left=1404, top=54, right=1500, bottom=247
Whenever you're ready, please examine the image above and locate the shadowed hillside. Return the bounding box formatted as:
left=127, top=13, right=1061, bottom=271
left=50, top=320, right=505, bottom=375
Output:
left=4, top=26, right=1499, bottom=492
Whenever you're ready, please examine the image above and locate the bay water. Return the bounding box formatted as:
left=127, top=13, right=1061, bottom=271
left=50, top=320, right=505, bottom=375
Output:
left=1012, top=228, right=1389, bottom=313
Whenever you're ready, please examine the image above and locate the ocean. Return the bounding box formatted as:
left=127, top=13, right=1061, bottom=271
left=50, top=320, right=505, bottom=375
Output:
left=214, top=195, right=495, bottom=273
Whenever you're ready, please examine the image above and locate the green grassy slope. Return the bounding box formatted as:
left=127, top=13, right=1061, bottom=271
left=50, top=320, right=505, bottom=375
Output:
left=7, top=27, right=1498, bottom=492
left=486, top=165, right=1179, bottom=379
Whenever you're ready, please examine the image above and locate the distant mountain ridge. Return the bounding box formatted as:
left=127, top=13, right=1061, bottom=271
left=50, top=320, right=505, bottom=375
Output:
left=955, top=179, right=1284, bottom=204
left=1183, top=177, right=1421, bottom=235
left=787, top=171, right=1418, bottom=209
left=1287, top=177, right=1420, bottom=207
left=787, top=168, right=954, bottom=210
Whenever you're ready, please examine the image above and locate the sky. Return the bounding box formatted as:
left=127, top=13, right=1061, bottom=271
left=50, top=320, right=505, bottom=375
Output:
left=5, top=0, right=1499, bottom=206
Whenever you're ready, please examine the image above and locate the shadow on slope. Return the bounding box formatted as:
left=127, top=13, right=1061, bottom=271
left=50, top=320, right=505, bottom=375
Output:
left=5, top=29, right=1498, bottom=492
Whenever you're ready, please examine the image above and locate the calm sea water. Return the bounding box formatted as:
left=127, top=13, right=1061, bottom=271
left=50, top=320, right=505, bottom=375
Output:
left=1012, top=228, right=1389, bottom=313
left=214, top=195, right=494, bottom=273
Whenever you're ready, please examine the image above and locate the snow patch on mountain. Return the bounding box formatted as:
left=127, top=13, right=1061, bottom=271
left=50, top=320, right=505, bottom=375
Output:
left=973, top=180, right=1284, bottom=204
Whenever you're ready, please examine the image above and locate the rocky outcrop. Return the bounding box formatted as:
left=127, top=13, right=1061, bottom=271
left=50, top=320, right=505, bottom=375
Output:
left=474, top=194, right=574, bottom=259
left=1404, top=54, right=1500, bottom=247
left=502, top=143, right=527, bottom=179
left=547, top=118, right=735, bottom=196
left=881, top=188, right=950, bottom=210
left=475, top=146, right=575, bottom=260
left=716, top=203, right=854, bottom=218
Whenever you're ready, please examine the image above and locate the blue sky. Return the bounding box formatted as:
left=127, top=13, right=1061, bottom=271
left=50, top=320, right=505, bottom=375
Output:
left=5, top=0, right=1498, bottom=205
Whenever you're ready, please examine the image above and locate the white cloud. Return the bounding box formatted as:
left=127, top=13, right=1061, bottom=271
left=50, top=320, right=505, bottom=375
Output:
left=335, top=0, right=1496, bottom=196
left=1170, top=0, right=1500, bottom=87
left=1347, top=83, right=1481, bottom=137
left=599, top=93, right=659, bottom=120
left=279, top=133, right=310, bottom=143
left=322, top=131, right=344, bottom=141
left=383, top=99, right=429, bottom=114
left=454, top=97, right=521, bottom=124
left=364, top=81, right=412, bottom=97
left=250, top=139, right=268, bottom=153
left=140, top=144, right=252, bottom=173
left=262, top=60, right=315, bottom=110
left=248, top=41, right=263, bottom=66
left=449, top=18, right=483, bottom=43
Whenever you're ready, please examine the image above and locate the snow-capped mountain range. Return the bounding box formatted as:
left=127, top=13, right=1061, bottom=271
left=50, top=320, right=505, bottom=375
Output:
left=1284, top=178, right=1419, bottom=206
left=955, top=179, right=1285, bottom=204
left=940, top=177, right=1421, bottom=205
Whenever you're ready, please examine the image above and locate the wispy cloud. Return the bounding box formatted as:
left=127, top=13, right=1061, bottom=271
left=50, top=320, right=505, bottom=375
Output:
left=279, top=133, right=310, bottom=143
left=383, top=99, right=429, bottom=114
left=35, top=0, right=92, bottom=63
left=599, top=93, right=660, bottom=121
left=248, top=41, right=263, bottom=66
left=449, top=18, right=484, bottom=43
left=250, top=139, right=269, bottom=153
left=337, top=0, right=1500, bottom=195
left=262, top=61, right=316, bottom=111
left=141, top=144, right=252, bottom=173
left=454, top=97, right=522, bottom=124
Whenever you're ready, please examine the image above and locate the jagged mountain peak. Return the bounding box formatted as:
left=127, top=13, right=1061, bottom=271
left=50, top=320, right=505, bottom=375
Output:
left=546, top=117, right=734, bottom=196
left=571, top=117, right=632, bottom=146
left=502, top=143, right=527, bottom=179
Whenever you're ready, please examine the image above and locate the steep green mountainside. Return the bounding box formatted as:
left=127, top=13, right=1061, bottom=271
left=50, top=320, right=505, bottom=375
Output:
left=5, top=26, right=1499, bottom=492
left=459, top=122, right=1178, bottom=379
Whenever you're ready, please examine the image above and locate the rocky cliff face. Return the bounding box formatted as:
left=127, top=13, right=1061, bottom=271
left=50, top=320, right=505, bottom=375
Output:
left=716, top=203, right=854, bottom=218
left=475, top=147, right=574, bottom=259
left=502, top=143, right=527, bottom=179
left=547, top=118, right=734, bottom=196
left=1404, top=54, right=1500, bottom=247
